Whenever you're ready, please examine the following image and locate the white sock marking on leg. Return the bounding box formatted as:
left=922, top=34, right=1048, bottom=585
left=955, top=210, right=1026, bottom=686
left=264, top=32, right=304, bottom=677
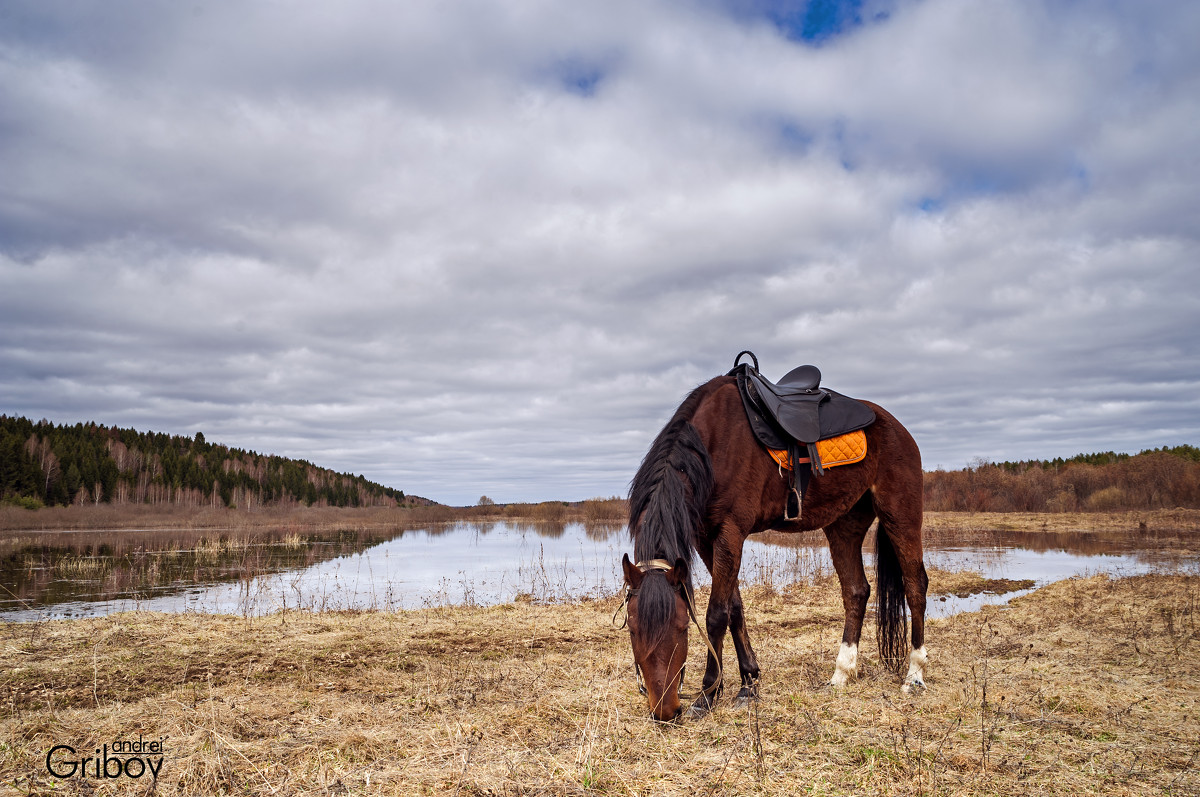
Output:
left=830, top=642, right=858, bottom=687
left=902, top=645, right=928, bottom=692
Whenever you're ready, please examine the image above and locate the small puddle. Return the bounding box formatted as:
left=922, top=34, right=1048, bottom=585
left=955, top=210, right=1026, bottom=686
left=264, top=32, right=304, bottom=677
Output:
left=922, top=548, right=1157, bottom=618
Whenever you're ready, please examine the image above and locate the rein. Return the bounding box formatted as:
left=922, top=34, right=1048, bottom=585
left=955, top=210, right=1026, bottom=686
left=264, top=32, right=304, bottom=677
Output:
left=616, top=558, right=723, bottom=705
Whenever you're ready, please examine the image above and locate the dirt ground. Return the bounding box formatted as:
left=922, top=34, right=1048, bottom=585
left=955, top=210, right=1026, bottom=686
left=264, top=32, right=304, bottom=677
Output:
left=2, top=564, right=1197, bottom=796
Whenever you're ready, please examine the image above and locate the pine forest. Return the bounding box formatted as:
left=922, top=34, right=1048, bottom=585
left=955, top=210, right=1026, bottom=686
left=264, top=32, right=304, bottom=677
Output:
left=0, top=416, right=408, bottom=510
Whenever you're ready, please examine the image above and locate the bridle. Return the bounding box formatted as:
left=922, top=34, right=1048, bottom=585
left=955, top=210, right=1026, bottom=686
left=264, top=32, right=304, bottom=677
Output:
left=616, top=558, right=723, bottom=707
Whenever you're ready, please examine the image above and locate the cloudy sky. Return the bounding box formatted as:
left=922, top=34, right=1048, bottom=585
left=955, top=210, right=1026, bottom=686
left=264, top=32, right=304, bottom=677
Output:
left=2, top=1, right=1198, bottom=505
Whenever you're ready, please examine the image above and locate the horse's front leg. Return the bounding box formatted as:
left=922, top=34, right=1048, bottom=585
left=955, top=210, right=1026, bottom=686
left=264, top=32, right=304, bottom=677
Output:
left=688, top=585, right=728, bottom=717
left=690, top=528, right=753, bottom=716
left=727, top=580, right=760, bottom=707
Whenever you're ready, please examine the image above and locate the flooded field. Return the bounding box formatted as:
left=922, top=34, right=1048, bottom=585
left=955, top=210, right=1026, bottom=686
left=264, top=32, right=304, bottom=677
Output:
left=2, top=515, right=1197, bottom=621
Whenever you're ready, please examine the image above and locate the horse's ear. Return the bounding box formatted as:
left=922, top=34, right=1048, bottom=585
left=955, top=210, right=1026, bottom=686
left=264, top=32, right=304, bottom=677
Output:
left=666, top=557, right=689, bottom=588
left=622, top=554, right=643, bottom=588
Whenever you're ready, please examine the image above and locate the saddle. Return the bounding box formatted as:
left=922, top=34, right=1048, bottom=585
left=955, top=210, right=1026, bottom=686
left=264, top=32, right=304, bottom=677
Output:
left=729, top=351, right=876, bottom=520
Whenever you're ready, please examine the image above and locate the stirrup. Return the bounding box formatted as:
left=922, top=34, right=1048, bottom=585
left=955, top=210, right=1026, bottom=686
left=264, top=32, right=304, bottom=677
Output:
left=784, top=487, right=802, bottom=521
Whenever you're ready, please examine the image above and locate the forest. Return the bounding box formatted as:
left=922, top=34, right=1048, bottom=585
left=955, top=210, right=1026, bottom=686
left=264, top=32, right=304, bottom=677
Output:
left=0, top=416, right=409, bottom=509
left=923, top=445, right=1200, bottom=512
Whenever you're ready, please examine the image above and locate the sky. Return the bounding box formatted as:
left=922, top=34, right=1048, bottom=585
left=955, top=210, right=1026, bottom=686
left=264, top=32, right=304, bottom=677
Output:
left=2, top=0, right=1198, bottom=506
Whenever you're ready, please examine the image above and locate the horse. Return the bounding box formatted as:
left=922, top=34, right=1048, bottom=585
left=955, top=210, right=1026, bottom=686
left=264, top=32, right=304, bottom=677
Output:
left=620, top=360, right=927, bottom=722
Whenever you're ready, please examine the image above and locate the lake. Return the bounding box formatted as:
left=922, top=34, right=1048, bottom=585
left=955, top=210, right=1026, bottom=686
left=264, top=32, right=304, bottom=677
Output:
left=1, top=521, right=1196, bottom=622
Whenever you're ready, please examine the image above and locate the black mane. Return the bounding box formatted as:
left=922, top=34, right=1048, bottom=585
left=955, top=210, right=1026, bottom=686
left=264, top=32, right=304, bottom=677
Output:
left=628, top=383, right=716, bottom=585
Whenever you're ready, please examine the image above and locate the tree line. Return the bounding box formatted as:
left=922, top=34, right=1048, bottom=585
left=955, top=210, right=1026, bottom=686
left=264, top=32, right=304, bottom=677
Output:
left=0, top=416, right=409, bottom=509
left=924, top=445, right=1200, bottom=512
left=4, top=413, right=1195, bottom=514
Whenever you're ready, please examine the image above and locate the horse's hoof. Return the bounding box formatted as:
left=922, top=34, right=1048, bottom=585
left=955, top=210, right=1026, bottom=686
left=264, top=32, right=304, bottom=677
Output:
left=901, top=678, right=926, bottom=694
left=687, top=692, right=717, bottom=718
left=732, top=687, right=757, bottom=709
left=829, top=670, right=856, bottom=689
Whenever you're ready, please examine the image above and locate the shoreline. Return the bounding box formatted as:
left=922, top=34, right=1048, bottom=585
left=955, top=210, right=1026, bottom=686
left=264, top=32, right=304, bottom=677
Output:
left=3, top=506, right=1198, bottom=536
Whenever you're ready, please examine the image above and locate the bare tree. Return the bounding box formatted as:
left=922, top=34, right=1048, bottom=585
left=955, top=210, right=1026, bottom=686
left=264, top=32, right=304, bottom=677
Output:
left=24, top=435, right=60, bottom=499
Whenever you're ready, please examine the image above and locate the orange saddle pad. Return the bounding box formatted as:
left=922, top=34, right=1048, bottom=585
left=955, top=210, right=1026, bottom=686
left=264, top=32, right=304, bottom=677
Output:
left=768, top=429, right=868, bottom=471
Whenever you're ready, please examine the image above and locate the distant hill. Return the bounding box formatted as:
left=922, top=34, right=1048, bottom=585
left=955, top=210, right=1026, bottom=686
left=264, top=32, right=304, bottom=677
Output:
left=0, top=416, right=425, bottom=509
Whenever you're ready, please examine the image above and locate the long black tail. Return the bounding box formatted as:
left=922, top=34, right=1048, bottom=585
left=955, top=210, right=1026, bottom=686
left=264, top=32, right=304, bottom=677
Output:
left=875, top=526, right=909, bottom=674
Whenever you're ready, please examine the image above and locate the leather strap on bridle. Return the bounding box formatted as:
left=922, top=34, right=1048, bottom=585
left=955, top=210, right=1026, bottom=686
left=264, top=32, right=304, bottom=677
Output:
left=636, top=558, right=673, bottom=572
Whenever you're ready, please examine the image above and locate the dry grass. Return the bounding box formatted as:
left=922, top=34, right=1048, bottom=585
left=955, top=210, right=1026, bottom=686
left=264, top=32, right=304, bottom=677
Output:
left=923, top=568, right=1036, bottom=599
left=922, top=508, right=1200, bottom=535
left=2, top=570, right=1197, bottom=795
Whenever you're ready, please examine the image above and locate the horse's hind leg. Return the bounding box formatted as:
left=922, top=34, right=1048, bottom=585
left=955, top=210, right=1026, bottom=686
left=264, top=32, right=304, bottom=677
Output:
left=897, top=544, right=929, bottom=691
left=876, top=493, right=929, bottom=691
left=823, top=495, right=877, bottom=687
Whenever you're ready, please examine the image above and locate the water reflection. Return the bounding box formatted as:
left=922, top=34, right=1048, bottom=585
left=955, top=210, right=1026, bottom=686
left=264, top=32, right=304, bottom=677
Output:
left=0, top=526, right=402, bottom=616
left=0, top=521, right=1195, bottom=621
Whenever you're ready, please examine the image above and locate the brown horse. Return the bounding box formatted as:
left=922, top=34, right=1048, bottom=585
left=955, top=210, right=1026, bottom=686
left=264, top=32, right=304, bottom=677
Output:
left=621, top=366, right=927, bottom=722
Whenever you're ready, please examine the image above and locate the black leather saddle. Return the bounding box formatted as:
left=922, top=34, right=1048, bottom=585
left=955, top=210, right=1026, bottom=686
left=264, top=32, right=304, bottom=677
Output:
left=729, top=351, right=876, bottom=519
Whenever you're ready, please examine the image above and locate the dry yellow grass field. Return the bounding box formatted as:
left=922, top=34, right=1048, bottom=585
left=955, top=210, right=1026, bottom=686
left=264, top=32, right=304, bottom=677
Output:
left=921, top=508, right=1200, bottom=535
left=2, top=565, right=1197, bottom=796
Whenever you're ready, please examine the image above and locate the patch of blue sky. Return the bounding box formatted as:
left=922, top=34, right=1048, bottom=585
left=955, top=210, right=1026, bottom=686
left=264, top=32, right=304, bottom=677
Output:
left=912, top=161, right=1090, bottom=215
left=774, top=120, right=816, bottom=154
left=1068, top=161, right=1090, bottom=192
left=719, top=0, right=889, bottom=45
left=909, top=174, right=1010, bottom=215
left=752, top=114, right=860, bottom=161
left=553, top=58, right=607, bottom=98
left=791, top=0, right=865, bottom=43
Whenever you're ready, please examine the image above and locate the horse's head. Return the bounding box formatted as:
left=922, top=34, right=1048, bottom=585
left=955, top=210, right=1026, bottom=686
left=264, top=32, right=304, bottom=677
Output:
left=621, top=553, right=691, bottom=722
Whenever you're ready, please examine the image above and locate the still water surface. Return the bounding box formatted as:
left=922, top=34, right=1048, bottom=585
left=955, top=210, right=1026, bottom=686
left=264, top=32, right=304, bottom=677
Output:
left=1, top=521, right=1195, bottom=622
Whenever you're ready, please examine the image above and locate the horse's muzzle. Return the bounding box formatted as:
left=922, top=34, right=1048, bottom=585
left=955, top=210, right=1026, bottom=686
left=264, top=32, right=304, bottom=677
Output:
left=650, top=706, right=683, bottom=723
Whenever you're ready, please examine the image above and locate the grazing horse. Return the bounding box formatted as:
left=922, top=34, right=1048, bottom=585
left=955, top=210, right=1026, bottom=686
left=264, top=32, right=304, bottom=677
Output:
left=621, top=364, right=927, bottom=722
